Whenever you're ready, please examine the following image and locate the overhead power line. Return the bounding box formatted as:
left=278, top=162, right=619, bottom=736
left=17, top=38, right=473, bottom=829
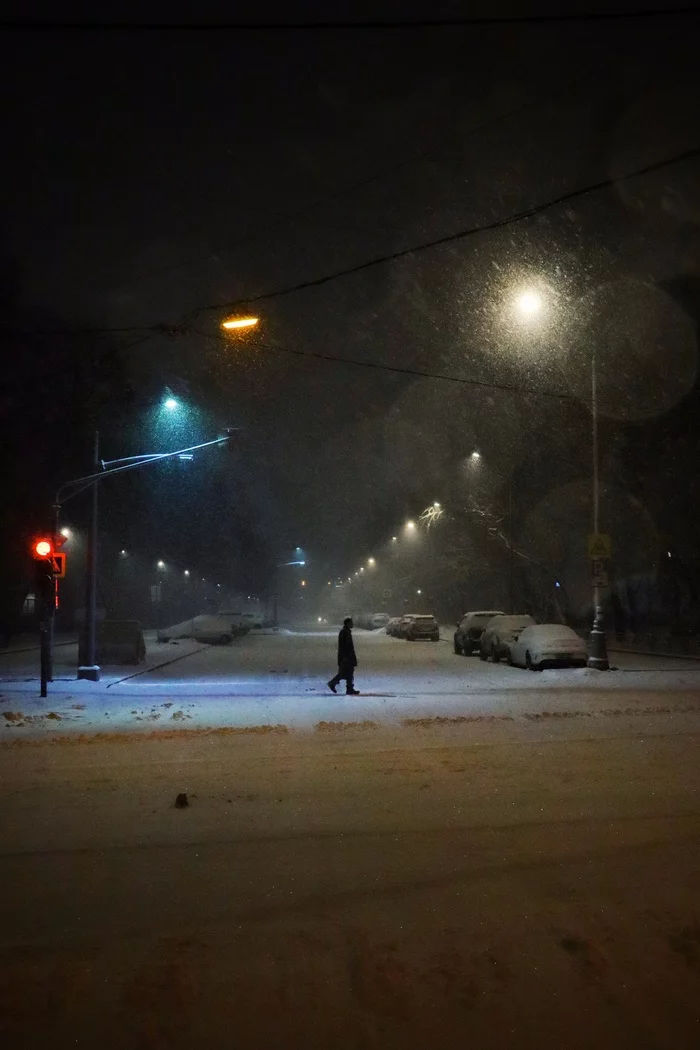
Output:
left=204, top=330, right=582, bottom=404
left=131, top=91, right=558, bottom=289
left=3, top=9, right=700, bottom=30
left=207, top=143, right=700, bottom=313
left=11, top=141, right=700, bottom=343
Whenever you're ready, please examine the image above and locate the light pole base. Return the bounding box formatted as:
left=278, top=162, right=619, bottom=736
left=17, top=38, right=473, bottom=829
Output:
left=587, top=630, right=609, bottom=671
left=77, top=665, right=101, bottom=682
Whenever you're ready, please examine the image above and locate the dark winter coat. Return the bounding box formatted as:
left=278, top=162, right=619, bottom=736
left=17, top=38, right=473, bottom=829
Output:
left=337, top=625, right=357, bottom=667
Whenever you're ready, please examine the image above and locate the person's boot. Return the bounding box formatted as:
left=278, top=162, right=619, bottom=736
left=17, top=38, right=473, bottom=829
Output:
left=327, top=680, right=337, bottom=693
left=346, top=688, right=360, bottom=695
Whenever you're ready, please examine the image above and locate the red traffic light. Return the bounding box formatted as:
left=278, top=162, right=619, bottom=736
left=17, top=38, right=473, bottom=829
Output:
left=32, top=538, right=53, bottom=559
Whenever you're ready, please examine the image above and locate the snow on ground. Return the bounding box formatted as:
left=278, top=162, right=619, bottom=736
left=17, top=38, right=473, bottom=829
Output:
left=1, top=693, right=699, bottom=1048
left=1, top=626, right=699, bottom=740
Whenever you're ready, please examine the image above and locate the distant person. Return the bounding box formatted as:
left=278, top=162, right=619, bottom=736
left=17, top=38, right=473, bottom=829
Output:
left=327, top=617, right=360, bottom=695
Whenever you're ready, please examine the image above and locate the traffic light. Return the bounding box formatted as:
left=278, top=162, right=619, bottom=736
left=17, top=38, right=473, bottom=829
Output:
left=32, top=537, right=54, bottom=560
left=31, top=537, right=56, bottom=611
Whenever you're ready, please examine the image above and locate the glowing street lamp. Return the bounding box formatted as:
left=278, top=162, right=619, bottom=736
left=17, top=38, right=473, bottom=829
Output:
left=510, top=288, right=607, bottom=669
left=221, top=316, right=259, bottom=331
left=367, top=557, right=376, bottom=567
left=184, top=569, right=190, bottom=577
left=157, top=560, right=166, bottom=569
left=60, top=526, right=72, bottom=539
left=405, top=520, right=416, bottom=531
left=164, top=397, right=178, bottom=410
left=515, top=290, right=542, bottom=315
left=470, top=450, right=481, bottom=461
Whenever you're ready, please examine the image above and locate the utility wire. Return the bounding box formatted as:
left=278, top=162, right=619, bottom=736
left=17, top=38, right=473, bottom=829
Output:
left=11, top=142, right=700, bottom=341
left=3, top=9, right=699, bottom=30
left=131, top=91, right=559, bottom=288
left=204, top=330, right=583, bottom=404
left=206, top=143, right=700, bottom=313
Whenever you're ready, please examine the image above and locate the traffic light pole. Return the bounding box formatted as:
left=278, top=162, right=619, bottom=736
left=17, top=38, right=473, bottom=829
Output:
left=78, top=430, right=101, bottom=682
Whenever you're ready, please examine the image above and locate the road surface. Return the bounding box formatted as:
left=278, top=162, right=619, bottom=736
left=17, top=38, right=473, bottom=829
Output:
left=1, top=629, right=699, bottom=1047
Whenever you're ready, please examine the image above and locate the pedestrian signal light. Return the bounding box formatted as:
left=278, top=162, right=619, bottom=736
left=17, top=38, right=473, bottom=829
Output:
left=33, top=538, right=53, bottom=559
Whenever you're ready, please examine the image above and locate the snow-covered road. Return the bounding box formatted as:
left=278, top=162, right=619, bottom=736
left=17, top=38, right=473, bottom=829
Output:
left=1, top=679, right=699, bottom=1048
left=2, top=626, right=700, bottom=738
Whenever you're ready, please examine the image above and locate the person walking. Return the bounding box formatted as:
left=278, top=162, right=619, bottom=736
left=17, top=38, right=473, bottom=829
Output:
left=327, top=617, right=360, bottom=695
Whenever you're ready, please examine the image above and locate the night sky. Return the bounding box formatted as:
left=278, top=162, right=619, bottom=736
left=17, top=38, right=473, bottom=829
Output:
left=2, top=4, right=699, bottom=603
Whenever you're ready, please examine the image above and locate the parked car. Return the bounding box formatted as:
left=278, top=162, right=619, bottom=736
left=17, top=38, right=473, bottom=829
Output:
left=479, top=614, right=536, bottom=662
left=370, top=612, right=390, bottom=629
left=454, top=610, right=505, bottom=655
left=509, top=624, right=587, bottom=670
left=396, top=614, right=418, bottom=638
left=405, top=614, right=440, bottom=642
left=386, top=616, right=403, bottom=636
left=158, top=613, right=237, bottom=644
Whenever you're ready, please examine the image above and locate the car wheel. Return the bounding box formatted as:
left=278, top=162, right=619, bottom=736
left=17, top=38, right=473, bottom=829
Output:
left=219, top=634, right=232, bottom=645
left=479, top=648, right=488, bottom=661
left=491, top=644, right=500, bottom=664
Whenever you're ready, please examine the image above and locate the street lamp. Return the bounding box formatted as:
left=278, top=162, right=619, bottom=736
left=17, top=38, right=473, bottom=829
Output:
left=405, top=520, right=416, bottom=531
left=368, top=557, right=376, bottom=567
left=60, top=526, right=72, bottom=539
left=516, top=291, right=542, bottom=315
left=157, top=560, right=166, bottom=569
left=221, top=316, right=259, bottom=330
left=164, top=397, right=178, bottom=410
left=513, top=288, right=608, bottom=668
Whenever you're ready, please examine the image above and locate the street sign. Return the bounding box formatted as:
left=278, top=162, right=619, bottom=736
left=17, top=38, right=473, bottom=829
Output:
left=588, top=533, right=612, bottom=560
left=50, top=553, right=67, bottom=578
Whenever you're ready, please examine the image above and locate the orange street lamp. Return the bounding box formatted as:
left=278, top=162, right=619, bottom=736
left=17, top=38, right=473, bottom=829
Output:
left=221, top=316, right=259, bottom=331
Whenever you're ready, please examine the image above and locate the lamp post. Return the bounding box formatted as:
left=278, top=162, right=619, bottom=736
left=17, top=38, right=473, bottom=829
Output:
left=51, top=433, right=233, bottom=688
left=587, top=347, right=609, bottom=669
left=513, top=288, right=608, bottom=668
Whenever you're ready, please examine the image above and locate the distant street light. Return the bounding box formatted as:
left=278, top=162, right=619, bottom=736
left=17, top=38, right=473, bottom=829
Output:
left=60, top=526, right=72, bottom=538
left=368, top=557, right=376, bottom=566
left=157, top=560, right=166, bottom=569
left=120, top=549, right=127, bottom=556
left=391, top=536, right=397, bottom=542
left=164, top=397, right=178, bottom=410
left=417, top=588, right=422, bottom=594
left=470, top=450, right=481, bottom=461
left=221, top=316, right=259, bottom=330
left=184, top=569, right=190, bottom=577
left=405, top=520, right=416, bottom=531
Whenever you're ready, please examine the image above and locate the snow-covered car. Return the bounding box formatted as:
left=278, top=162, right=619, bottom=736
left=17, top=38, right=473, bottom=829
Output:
left=395, top=614, right=417, bottom=638
left=386, top=616, right=403, bottom=635
left=405, top=614, right=440, bottom=642
left=370, top=612, right=390, bottom=629
left=454, top=610, right=504, bottom=655
left=479, top=614, right=536, bottom=663
left=509, top=624, right=587, bottom=670
left=158, top=614, right=237, bottom=644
